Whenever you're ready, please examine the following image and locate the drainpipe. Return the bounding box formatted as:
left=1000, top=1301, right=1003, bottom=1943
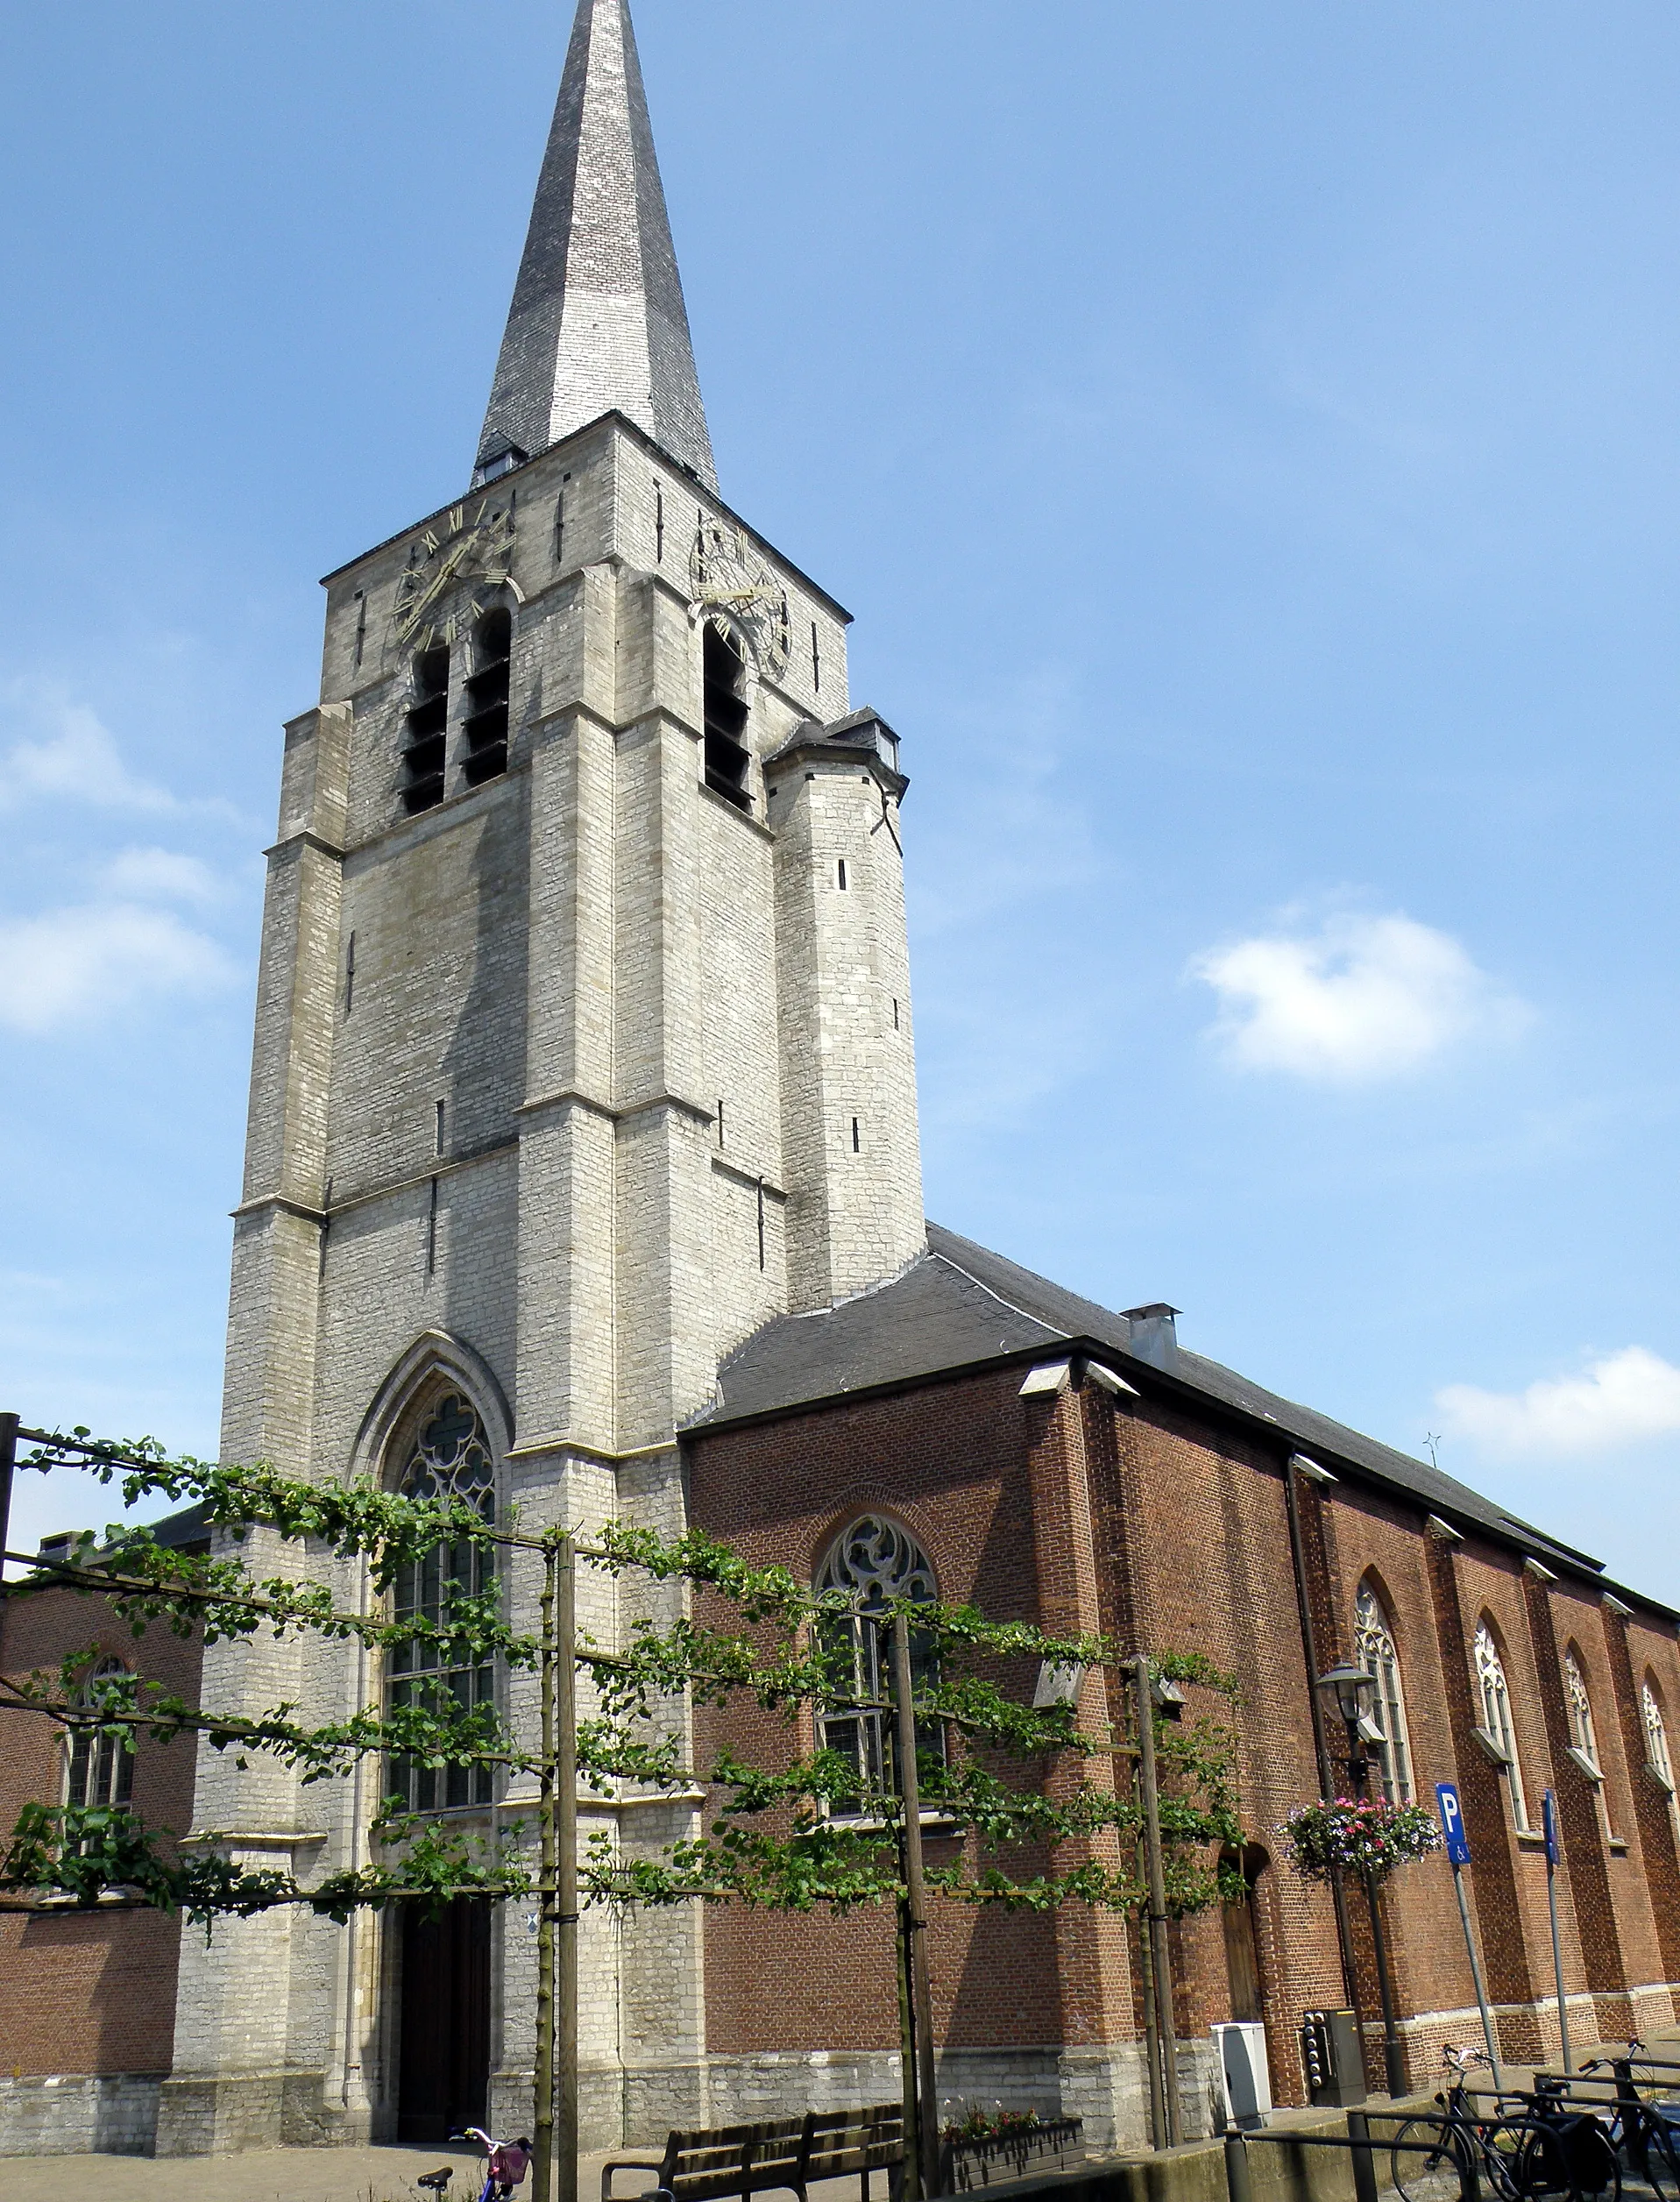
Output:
left=1283, top=1454, right=1368, bottom=2057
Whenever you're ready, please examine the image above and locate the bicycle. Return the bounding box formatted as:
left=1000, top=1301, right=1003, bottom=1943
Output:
left=1579, top=2040, right=1680, bottom=2197
left=417, top=2128, right=535, bottom=2202
left=1391, top=2047, right=1620, bottom=2202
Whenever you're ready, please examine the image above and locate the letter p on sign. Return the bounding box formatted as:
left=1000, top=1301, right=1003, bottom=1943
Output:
left=1436, top=1781, right=1471, bottom=1865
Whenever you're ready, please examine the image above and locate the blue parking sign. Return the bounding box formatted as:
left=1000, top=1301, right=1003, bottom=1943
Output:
left=1542, top=1788, right=1560, bottom=1867
left=1436, top=1781, right=1471, bottom=1865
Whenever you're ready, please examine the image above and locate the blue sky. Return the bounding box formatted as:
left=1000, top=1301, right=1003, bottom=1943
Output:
left=4, top=3, right=1680, bottom=1599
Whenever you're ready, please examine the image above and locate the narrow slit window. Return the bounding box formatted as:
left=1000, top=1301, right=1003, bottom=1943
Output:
left=426, top=1176, right=439, bottom=1277
left=656, top=485, right=665, bottom=565
left=852, top=1117, right=861, bottom=1153
left=401, top=644, right=450, bottom=814
left=553, top=475, right=569, bottom=565
left=756, top=1179, right=766, bottom=1272
left=353, top=589, right=366, bottom=670
left=345, top=931, right=357, bottom=1014
left=702, top=621, right=752, bottom=812
left=717, top=1099, right=726, bottom=1149
left=462, top=607, right=511, bottom=788
left=812, top=621, right=821, bottom=693
left=435, top=1099, right=446, bottom=1155
left=837, top=859, right=847, bottom=891
left=892, top=997, right=899, bottom=1031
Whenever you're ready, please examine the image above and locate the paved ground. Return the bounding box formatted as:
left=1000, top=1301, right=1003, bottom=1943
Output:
left=0, top=2147, right=621, bottom=2202
left=0, top=2150, right=892, bottom=2202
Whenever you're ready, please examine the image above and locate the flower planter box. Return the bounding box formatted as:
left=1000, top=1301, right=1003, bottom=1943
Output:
left=938, top=2116, right=1085, bottom=2193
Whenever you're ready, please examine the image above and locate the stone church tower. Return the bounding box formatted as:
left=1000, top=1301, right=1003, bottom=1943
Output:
left=160, top=0, right=923, bottom=2154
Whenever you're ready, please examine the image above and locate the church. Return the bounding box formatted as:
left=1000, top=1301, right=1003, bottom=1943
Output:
left=4, top=0, right=1680, bottom=2163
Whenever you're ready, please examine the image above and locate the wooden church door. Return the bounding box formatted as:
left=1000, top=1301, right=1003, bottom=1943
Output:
left=398, top=1899, right=492, bottom=2143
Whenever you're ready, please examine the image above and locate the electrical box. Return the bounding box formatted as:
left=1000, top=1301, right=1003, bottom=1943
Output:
left=1213, top=2021, right=1272, bottom=2130
left=1301, top=2008, right=1366, bottom=2107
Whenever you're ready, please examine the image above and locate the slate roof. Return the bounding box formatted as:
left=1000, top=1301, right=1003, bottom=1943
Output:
left=476, top=0, right=717, bottom=489
left=696, top=1222, right=1662, bottom=1615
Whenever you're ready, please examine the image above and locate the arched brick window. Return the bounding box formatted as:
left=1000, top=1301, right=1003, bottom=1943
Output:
left=67, top=1656, right=134, bottom=1811
left=814, top=1515, right=944, bottom=1808
left=1644, top=1680, right=1675, bottom=1792
left=1643, top=1680, right=1680, bottom=1852
left=387, top=1392, right=497, bottom=1813
left=1564, top=1646, right=1618, bottom=1843
left=1564, top=1650, right=1600, bottom=1772
left=1473, top=1618, right=1533, bottom=1832
left=1354, top=1580, right=1414, bottom=1804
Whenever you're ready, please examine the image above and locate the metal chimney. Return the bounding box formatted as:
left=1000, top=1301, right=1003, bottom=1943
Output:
left=1123, top=1303, right=1181, bottom=1374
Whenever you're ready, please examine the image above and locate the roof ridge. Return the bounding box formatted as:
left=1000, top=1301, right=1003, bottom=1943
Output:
left=925, top=1246, right=1066, bottom=1342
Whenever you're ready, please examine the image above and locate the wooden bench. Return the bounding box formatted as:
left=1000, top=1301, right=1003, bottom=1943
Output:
left=601, top=2103, right=905, bottom=2202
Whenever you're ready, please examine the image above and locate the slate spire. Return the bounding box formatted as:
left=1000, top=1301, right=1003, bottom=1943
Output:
left=477, top=0, right=718, bottom=491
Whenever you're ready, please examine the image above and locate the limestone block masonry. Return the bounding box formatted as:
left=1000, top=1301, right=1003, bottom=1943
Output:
left=158, top=411, right=928, bottom=2154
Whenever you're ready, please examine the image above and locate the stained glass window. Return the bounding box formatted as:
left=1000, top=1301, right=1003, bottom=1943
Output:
left=1474, top=1620, right=1532, bottom=1831
left=1564, top=1651, right=1600, bottom=1772
left=815, top=1516, right=944, bottom=1808
left=1644, top=1683, right=1674, bottom=1793
left=1354, top=1581, right=1414, bottom=1804
left=387, top=1394, right=497, bottom=1814
left=67, top=1658, right=134, bottom=1812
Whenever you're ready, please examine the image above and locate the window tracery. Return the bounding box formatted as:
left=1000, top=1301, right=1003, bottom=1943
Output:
left=387, top=1392, right=497, bottom=1813
left=1353, top=1580, right=1414, bottom=1804
left=815, top=1515, right=944, bottom=1806
left=1473, top=1620, right=1532, bottom=1831
left=1645, top=1682, right=1675, bottom=1794
left=67, top=1656, right=134, bottom=1812
left=1565, top=1647, right=1618, bottom=1841
left=1564, top=1650, right=1600, bottom=1772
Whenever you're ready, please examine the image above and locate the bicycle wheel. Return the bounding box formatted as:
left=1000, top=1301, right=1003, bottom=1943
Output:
left=1479, top=2117, right=1539, bottom=2202
left=1646, top=2120, right=1680, bottom=2201
left=1513, top=2122, right=1621, bottom=2202
left=1393, top=2119, right=1473, bottom=2202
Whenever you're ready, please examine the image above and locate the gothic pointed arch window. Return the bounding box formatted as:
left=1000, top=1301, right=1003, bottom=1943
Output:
left=1563, top=1650, right=1601, bottom=1773
left=814, top=1515, right=945, bottom=1809
left=1644, top=1680, right=1676, bottom=1794
left=66, top=1657, right=134, bottom=1812
left=1473, top=1618, right=1533, bottom=1832
left=1353, top=1580, right=1414, bottom=1804
left=1564, top=1645, right=1618, bottom=1842
left=387, top=1392, right=498, bottom=1813
left=1642, top=1680, right=1680, bottom=1854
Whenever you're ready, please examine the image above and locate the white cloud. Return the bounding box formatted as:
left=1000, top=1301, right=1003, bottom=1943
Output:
left=0, top=690, right=179, bottom=814
left=103, top=845, right=220, bottom=904
left=1438, top=1346, right=1680, bottom=1459
left=0, top=902, right=236, bottom=1034
left=1192, top=909, right=1525, bottom=1083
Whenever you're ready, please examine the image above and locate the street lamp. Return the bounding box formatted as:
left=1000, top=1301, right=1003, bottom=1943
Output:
left=1316, top=1665, right=1407, bottom=2098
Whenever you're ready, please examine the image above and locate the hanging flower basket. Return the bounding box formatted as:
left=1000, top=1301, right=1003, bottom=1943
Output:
left=1280, top=1797, right=1442, bottom=1885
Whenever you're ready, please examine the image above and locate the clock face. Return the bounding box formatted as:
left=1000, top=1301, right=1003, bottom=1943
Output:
left=389, top=499, right=521, bottom=655
left=689, top=519, right=790, bottom=680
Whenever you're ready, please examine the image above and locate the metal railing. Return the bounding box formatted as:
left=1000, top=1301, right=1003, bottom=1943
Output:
left=1223, top=2111, right=1471, bottom=2202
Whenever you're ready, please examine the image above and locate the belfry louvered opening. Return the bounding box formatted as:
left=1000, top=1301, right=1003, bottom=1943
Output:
left=703, top=621, right=752, bottom=811
left=463, top=607, right=512, bottom=787
left=401, top=644, right=450, bottom=814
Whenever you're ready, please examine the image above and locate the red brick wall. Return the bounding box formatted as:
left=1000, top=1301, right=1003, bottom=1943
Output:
left=687, top=1366, right=1067, bottom=2056
left=685, top=1358, right=1680, bottom=2099
left=0, top=1583, right=202, bottom=2077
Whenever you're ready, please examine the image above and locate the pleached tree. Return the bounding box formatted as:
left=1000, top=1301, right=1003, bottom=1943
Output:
left=0, top=1422, right=1241, bottom=2200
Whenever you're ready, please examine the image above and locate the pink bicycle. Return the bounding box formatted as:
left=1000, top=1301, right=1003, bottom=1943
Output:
left=418, top=2129, right=533, bottom=2202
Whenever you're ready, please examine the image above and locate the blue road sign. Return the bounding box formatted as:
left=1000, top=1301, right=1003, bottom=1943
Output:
left=1542, top=1788, right=1561, bottom=1867
left=1436, top=1780, right=1472, bottom=1865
